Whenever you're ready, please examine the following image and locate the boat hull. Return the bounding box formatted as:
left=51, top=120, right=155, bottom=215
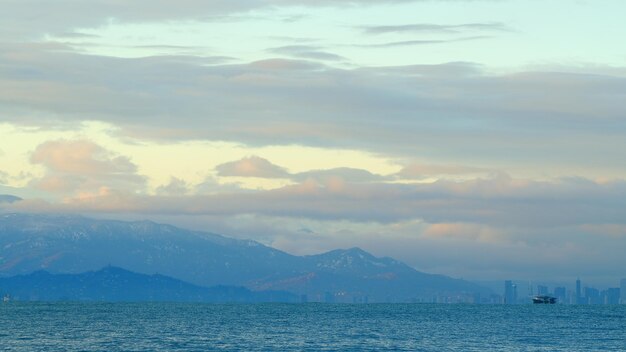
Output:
left=532, top=296, right=557, bottom=304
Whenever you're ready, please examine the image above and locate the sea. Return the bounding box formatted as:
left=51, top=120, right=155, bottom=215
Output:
left=1, top=302, right=625, bottom=351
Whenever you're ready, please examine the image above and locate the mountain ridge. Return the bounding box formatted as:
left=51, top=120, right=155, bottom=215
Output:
left=0, top=195, right=21, bottom=204
left=0, top=213, right=490, bottom=302
left=0, top=266, right=297, bottom=302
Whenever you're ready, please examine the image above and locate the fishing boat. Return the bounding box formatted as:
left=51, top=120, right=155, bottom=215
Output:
left=532, top=295, right=557, bottom=304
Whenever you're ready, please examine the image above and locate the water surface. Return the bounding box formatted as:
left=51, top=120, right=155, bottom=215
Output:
left=1, top=303, right=625, bottom=351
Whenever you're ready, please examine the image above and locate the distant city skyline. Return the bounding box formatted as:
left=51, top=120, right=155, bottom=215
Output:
left=1, top=0, right=626, bottom=285
left=500, top=277, right=625, bottom=305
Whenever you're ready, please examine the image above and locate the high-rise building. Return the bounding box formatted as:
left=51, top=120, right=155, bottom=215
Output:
left=554, top=287, right=566, bottom=303
left=584, top=287, right=600, bottom=305
left=604, top=288, right=620, bottom=305
left=473, top=293, right=481, bottom=304
left=576, top=278, right=582, bottom=304
left=620, top=279, right=626, bottom=304
left=504, top=280, right=517, bottom=304
left=537, top=285, right=548, bottom=295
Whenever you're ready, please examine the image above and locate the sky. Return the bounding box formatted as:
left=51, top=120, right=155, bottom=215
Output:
left=1, top=0, right=626, bottom=286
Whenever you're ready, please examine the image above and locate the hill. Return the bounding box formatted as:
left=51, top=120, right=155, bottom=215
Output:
left=0, top=266, right=297, bottom=302
left=0, top=213, right=489, bottom=301
left=0, top=195, right=22, bottom=204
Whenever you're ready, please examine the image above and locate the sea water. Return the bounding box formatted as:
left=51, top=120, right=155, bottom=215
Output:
left=1, top=302, right=625, bottom=351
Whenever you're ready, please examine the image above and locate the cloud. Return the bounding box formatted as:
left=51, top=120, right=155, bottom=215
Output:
left=0, top=0, right=424, bottom=39
left=422, top=223, right=502, bottom=242
left=268, top=36, right=320, bottom=43
left=12, top=173, right=626, bottom=229
left=215, top=156, right=291, bottom=178
left=29, top=140, right=145, bottom=194
left=359, top=61, right=482, bottom=77
left=1, top=44, right=625, bottom=175
left=195, top=176, right=246, bottom=195
left=360, top=22, right=511, bottom=35
left=294, top=167, right=387, bottom=183
left=215, top=156, right=386, bottom=183
left=248, top=58, right=324, bottom=71
left=0, top=169, right=36, bottom=188
left=155, top=177, right=191, bottom=196
left=396, top=164, right=491, bottom=179
left=0, top=170, right=8, bottom=184
left=31, top=140, right=136, bottom=175
left=356, top=35, right=492, bottom=48
left=54, top=32, right=101, bottom=39
left=268, top=45, right=346, bottom=62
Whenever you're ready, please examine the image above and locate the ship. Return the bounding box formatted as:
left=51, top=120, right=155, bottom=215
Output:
left=2, top=294, right=10, bottom=302
left=532, top=295, right=557, bottom=304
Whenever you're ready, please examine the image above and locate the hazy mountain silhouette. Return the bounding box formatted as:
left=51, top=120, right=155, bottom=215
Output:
left=0, top=195, right=21, bottom=203
left=0, top=213, right=489, bottom=301
left=0, top=266, right=297, bottom=302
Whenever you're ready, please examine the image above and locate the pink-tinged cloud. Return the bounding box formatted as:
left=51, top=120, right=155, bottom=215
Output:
left=397, top=163, right=490, bottom=179
left=423, top=223, right=502, bottom=242
left=29, top=140, right=145, bottom=194
left=215, top=156, right=290, bottom=178
left=32, top=175, right=82, bottom=193
left=10, top=174, right=626, bottom=229
left=31, top=140, right=136, bottom=175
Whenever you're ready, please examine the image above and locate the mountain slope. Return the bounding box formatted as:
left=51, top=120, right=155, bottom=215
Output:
left=0, top=266, right=297, bottom=302
left=0, top=195, right=21, bottom=204
left=0, top=213, right=489, bottom=301
left=251, top=247, right=485, bottom=300
left=0, top=213, right=302, bottom=286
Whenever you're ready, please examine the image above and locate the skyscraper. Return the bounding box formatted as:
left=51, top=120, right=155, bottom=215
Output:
left=621, top=279, right=626, bottom=304
left=537, top=285, right=548, bottom=295
left=576, top=278, right=582, bottom=304
left=554, top=287, right=566, bottom=303
left=584, top=287, right=600, bottom=305
left=504, top=280, right=517, bottom=304
left=605, top=288, right=620, bottom=305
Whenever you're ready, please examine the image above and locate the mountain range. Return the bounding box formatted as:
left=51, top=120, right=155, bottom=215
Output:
left=0, top=212, right=489, bottom=302
left=0, top=266, right=297, bottom=302
left=0, top=195, right=21, bottom=204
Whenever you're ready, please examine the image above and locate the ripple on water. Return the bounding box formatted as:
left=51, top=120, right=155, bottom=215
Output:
left=1, top=303, right=626, bottom=351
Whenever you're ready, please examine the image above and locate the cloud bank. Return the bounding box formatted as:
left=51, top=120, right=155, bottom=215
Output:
left=1, top=44, right=625, bottom=176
